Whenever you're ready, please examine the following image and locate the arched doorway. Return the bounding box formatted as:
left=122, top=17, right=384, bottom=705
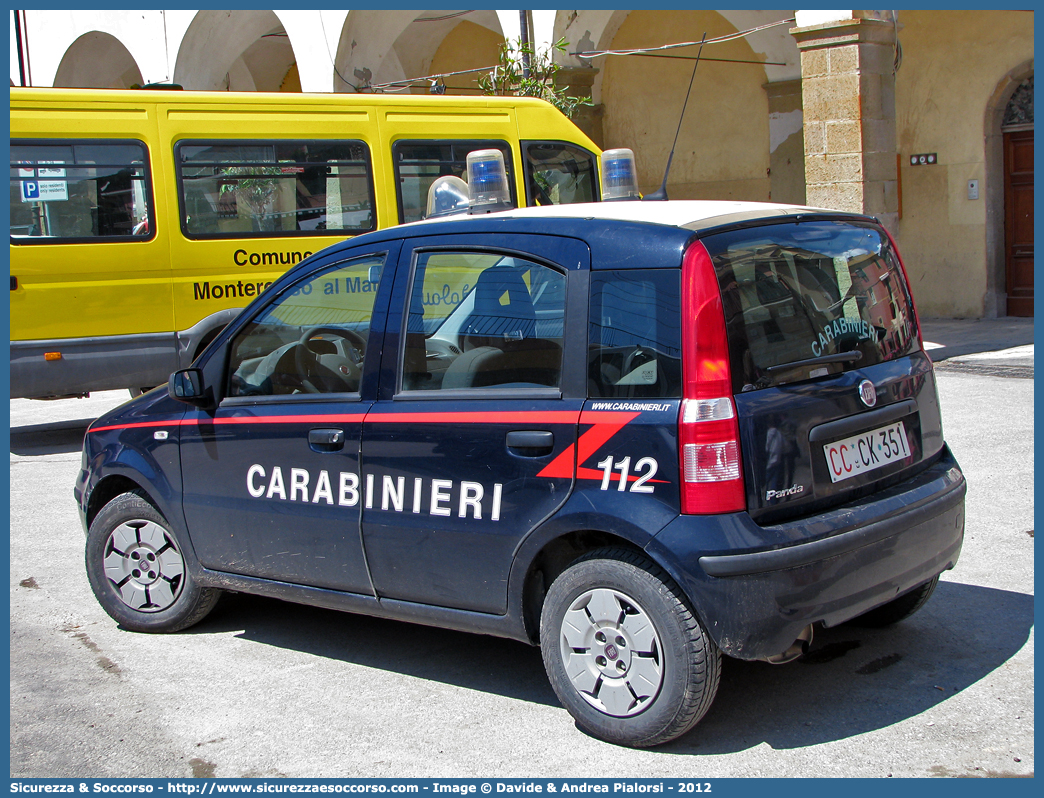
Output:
left=333, top=10, right=503, bottom=94
left=599, top=10, right=774, bottom=199
left=53, top=31, right=143, bottom=88
left=1002, top=76, right=1033, bottom=316
left=174, top=11, right=298, bottom=92
left=426, top=20, right=504, bottom=95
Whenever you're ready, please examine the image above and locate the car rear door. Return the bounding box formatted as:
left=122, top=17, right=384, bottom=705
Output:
left=698, top=218, right=941, bottom=525
left=359, top=232, right=589, bottom=614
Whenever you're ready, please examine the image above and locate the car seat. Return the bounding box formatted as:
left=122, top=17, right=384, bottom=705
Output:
left=443, top=265, right=560, bottom=389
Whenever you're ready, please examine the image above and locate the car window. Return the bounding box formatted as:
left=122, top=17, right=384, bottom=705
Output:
left=226, top=254, right=385, bottom=396
left=393, top=140, right=513, bottom=224
left=401, top=251, right=564, bottom=392
left=523, top=141, right=599, bottom=206
left=10, top=140, right=152, bottom=241
left=176, top=140, right=374, bottom=239
left=588, top=270, right=682, bottom=398
left=702, top=221, right=920, bottom=392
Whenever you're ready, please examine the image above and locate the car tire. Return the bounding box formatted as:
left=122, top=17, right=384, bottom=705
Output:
left=849, top=576, right=939, bottom=628
left=85, top=491, right=220, bottom=633
left=540, top=547, right=721, bottom=748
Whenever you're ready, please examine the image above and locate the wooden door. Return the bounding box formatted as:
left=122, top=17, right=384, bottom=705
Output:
left=1004, top=129, right=1034, bottom=317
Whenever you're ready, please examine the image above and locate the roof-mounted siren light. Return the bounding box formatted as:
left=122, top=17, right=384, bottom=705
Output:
left=425, top=175, right=470, bottom=219
left=600, top=148, right=641, bottom=201
left=466, top=149, right=513, bottom=214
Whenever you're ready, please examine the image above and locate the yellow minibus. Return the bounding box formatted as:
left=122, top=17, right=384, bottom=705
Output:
left=9, top=88, right=601, bottom=398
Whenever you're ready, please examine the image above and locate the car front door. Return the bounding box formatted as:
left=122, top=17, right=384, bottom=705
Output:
left=178, top=245, right=397, bottom=594
left=360, top=233, right=589, bottom=614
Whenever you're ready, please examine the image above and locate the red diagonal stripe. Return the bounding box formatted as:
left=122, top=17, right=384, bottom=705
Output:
left=537, top=411, right=640, bottom=479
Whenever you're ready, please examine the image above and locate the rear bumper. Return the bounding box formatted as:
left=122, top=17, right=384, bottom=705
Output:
left=648, top=446, right=965, bottom=661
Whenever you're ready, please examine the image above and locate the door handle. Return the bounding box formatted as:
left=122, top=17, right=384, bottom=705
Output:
left=308, top=428, right=345, bottom=452
left=506, top=430, right=554, bottom=456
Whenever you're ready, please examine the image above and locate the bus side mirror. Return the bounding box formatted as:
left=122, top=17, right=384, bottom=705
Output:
left=168, top=368, right=211, bottom=407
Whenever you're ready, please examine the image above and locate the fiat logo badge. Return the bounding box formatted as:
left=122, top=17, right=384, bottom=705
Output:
left=858, top=380, right=877, bottom=408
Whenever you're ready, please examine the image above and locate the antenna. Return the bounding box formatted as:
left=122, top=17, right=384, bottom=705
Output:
left=643, top=33, right=707, bottom=202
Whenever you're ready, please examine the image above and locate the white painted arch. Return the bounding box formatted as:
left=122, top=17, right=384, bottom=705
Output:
left=335, top=9, right=507, bottom=92
left=53, top=31, right=143, bottom=89
left=173, top=10, right=295, bottom=92
left=23, top=10, right=169, bottom=87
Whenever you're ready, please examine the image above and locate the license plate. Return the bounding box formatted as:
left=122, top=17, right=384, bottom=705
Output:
left=824, top=420, right=911, bottom=483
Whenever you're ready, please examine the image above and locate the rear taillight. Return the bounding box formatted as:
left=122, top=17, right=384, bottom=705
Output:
left=679, top=241, right=745, bottom=514
left=881, top=225, right=924, bottom=350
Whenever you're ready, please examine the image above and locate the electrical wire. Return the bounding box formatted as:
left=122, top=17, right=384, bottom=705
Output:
left=629, top=52, right=786, bottom=67
left=365, top=16, right=796, bottom=94
left=318, top=12, right=363, bottom=91
left=415, top=11, right=474, bottom=23
left=369, top=64, right=499, bottom=92
left=571, top=17, right=795, bottom=60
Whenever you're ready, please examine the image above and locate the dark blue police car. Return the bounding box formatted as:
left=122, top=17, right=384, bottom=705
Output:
left=76, top=198, right=965, bottom=747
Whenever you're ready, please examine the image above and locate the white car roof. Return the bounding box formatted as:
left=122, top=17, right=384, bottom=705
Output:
left=420, top=199, right=856, bottom=231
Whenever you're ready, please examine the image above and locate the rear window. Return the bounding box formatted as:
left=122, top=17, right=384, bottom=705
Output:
left=588, top=270, right=681, bottom=398
left=701, top=221, right=919, bottom=393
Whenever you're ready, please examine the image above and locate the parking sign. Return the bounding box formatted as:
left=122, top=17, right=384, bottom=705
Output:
left=20, top=177, right=67, bottom=202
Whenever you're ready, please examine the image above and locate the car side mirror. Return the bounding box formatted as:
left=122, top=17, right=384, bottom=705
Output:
left=168, top=368, right=212, bottom=407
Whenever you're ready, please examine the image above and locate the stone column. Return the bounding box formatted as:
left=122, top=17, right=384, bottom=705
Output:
left=555, top=66, right=605, bottom=149
left=791, top=15, right=898, bottom=230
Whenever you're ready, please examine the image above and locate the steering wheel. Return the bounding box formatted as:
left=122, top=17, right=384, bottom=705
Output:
left=295, top=326, right=367, bottom=393
left=622, top=346, right=652, bottom=377
left=621, top=346, right=666, bottom=396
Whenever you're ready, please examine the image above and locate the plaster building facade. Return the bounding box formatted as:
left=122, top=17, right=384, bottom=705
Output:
left=10, top=9, right=1034, bottom=318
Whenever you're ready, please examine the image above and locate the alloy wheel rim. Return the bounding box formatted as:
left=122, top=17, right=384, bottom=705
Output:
left=558, top=587, right=664, bottom=717
left=103, top=519, right=185, bottom=612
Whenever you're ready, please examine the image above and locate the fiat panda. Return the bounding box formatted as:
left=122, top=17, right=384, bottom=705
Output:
left=76, top=196, right=965, bottom=747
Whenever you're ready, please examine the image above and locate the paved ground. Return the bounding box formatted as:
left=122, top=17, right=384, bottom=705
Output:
left=920, top=316, right=1034, bottom=361
left=922, top=316, right=1035, bottom=379
left=8, top=320, right=1034, bottom=778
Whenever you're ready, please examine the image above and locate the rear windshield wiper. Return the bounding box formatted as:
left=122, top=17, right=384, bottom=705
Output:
left=765, top=351, right=863, bottom=375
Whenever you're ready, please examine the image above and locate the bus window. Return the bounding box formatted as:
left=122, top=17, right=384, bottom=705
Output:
left=523, top=141, right=599, bottom=207
left=394, top=140, right=514, bottom=224
left=10, top=140, right=152, bottom=242
left=176, top=140, right=375, bottom=239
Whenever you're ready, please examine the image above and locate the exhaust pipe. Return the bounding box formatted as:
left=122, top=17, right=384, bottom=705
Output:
left=764, top=625, right=814, bottom=665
